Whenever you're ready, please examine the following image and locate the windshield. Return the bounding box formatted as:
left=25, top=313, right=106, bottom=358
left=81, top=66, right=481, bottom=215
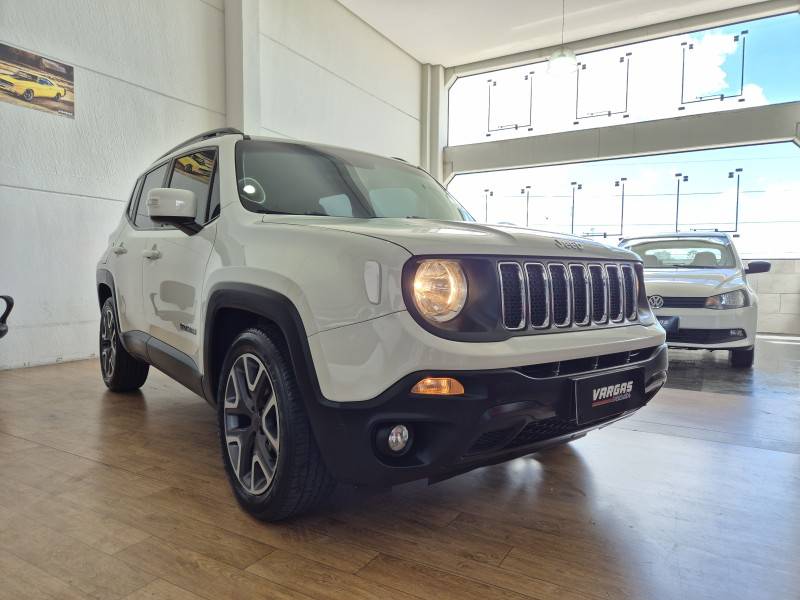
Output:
left=235, top=140, right=472, bottom=221
left=624, top=238, right=737, bottom=268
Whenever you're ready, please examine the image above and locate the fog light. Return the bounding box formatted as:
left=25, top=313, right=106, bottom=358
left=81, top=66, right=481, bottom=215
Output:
left=388, top=425, right=410, bottom=453
left=411, top=377, right=465, bottom=396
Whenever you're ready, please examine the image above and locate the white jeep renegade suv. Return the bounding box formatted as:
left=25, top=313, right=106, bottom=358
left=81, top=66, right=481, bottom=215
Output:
left=97, top=129, right=667, bottom=520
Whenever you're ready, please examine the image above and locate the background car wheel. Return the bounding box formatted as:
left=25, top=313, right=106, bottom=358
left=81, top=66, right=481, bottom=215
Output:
left=729, top=346, right=755, bottom=368
left=99, top=297, right=149, bottom=391
left=54, top=93, right=61, bottom=101
left=217, top=327, right=335, bottom=521
left=23, top=89, right=34, bottom=101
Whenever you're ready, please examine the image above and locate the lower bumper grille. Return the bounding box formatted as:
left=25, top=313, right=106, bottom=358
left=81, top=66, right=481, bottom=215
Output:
left=667, top=329, right=746, bottom=344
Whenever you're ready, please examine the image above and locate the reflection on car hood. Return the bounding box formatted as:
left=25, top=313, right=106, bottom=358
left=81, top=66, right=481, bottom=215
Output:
left=260, top=216, right=635, bottom=260
left=643, top=267, right=744, bottom=296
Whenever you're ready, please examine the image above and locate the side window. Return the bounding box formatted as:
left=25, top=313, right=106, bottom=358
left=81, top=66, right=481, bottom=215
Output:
left=126, top=178, right=143, bottom=221
left=169, top=149, right=217, bottom=225
left=208, top=166, right=221, bottom=221
left=134, top=163, right=169, bottom=228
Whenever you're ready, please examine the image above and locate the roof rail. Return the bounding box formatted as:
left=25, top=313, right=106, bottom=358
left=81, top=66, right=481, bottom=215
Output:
left=158, top=128, right=245, bottom=159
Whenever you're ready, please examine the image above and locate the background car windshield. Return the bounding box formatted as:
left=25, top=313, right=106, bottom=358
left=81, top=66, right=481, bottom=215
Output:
left=625, top=238, right=736, bottom=268
left=235, top=140, right=472, bottom=221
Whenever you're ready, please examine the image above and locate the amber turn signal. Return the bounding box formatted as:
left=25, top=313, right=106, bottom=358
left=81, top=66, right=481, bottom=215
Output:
left=411, top=377, right=465, bottom=396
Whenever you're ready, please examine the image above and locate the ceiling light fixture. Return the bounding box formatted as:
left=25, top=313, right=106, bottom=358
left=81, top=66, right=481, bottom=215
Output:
left=548, top=0, right=578, bottom=75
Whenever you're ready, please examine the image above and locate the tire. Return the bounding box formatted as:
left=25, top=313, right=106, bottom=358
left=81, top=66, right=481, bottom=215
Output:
left=54, top=93, right=61, bottom=101
left=217, top=328, right=335, bottom=521
left=729, top=346, right=755, bottom=368
left=23, top=89, right=33, bottom=102
left=99, top=297, right=149, bottom=391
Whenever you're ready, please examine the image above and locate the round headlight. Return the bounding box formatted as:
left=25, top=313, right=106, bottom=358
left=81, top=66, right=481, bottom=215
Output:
left=412, top=259, right=467, bottom=323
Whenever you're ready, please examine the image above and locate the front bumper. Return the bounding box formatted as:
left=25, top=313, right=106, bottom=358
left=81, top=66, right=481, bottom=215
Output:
left=654, top=305, right=756, bottom=349
left=306, top=343, right=668, bottom=487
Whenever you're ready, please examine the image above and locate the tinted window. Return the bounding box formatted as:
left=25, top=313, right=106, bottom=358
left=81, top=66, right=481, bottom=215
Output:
left=169, top=150, right=217, bottom=224
left=134, top=164, right=169, bottom=228
left=235, top=140, right=472, bottom=221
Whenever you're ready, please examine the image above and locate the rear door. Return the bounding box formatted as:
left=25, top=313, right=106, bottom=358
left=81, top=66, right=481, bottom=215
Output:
left=140, top=148, right=219, bottom=366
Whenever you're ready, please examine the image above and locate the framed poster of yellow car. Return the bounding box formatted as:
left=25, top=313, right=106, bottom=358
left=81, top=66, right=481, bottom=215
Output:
left=0, top=42, right=74, bottom=118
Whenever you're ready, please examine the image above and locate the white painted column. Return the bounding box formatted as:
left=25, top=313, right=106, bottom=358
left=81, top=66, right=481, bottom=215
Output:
left=420, top=64, right=448, bottom=182
left=225, top=0, right=261, bottom=132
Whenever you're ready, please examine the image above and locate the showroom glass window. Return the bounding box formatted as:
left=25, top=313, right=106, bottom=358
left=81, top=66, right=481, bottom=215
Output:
left=168, top=149, right=218, bottom=224
left=448, top=13, right=800, bottom=145
left=235, top=140, right=471, bottom=221
left=134, top=164, right=169, bottom=229
left=624, top=238, right=736, bottom=268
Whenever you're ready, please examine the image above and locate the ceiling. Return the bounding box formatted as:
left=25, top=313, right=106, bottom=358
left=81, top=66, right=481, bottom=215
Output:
left=338, top=0, right=765, bottom=67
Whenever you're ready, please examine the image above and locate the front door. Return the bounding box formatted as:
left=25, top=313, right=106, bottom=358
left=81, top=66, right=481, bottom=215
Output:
left=141, top=149, right=219, bottom=367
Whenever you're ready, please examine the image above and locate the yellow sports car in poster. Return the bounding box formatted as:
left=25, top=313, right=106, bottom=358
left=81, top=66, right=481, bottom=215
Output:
left=0, top=70, right=67, bottom=102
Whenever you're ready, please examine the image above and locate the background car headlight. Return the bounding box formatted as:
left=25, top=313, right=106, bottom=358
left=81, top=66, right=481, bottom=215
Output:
left=412, top=259, right=467, bottom=322
left=706, top=289, right=748, bottom=309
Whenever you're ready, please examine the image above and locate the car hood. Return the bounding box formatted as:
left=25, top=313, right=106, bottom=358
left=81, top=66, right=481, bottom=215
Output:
left=643, top=267, right=744, bottom=296
left=260, top=216, right=635, bottom=260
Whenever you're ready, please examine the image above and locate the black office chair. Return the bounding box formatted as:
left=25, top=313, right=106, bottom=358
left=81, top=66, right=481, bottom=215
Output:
left=0, top=296, right=13, bottom=339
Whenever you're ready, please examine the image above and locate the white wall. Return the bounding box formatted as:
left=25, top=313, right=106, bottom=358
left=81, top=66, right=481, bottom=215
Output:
left=0, top=0, right=226, bottom=369
left=258, top=0, right=421, bottom=163
left=748, top=259, right=800, bottom=335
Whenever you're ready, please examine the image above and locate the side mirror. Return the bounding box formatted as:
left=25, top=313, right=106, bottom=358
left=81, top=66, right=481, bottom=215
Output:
left=745, top=260, right=771, bottom=275
left=147, top=188, right=198, bottom=234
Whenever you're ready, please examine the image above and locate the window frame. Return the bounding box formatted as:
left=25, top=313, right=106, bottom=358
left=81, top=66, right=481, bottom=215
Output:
left=127, top=146, right=221, bottom=232
left=167, top=146, right=220, bottom=226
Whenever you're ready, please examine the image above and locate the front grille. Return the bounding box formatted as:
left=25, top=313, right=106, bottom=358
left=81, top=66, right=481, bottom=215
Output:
left=467, top=417, right=579, bottom=455
left=499, top=259, right=640, bottom=333
left=515, top=345, right=658, bottom=378
left=659, top=297, right=707, bottom=308
left=667, top=329, right=746, bottom=344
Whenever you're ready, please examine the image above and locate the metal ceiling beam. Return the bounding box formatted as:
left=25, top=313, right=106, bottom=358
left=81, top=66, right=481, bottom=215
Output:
left=445, top=0, right=800, bottom=84
left=444, top=101, right=800, bottom=181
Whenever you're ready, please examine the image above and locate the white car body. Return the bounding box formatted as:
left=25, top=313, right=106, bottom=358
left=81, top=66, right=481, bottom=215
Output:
left=620, top=232, right=767, bottom=363
left=97, top=129, right=667, bottom=496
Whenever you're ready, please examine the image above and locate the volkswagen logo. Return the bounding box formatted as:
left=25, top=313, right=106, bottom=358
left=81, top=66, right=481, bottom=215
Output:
left=648, top=295, right=664, bottom=309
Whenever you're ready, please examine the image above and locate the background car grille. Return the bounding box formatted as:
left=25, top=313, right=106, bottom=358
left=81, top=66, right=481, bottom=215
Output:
left=657, top=296, right=707, bottom=308
left=499, top=259, right=641, bottom=332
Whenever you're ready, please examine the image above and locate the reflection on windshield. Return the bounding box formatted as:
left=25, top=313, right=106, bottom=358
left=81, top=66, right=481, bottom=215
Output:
left=625, top=238, right=736, bottom=268
left=235, top=140, right=473, bottom=221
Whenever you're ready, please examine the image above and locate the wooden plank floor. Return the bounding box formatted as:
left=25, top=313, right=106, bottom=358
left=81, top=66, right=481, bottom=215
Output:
left=0, top=338, right=798, bottom=600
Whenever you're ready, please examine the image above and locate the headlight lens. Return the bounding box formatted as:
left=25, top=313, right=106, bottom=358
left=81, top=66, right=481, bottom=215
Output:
left=706, top=290, right=748, bottom=309
left=412, top=259, right=467, bottom=322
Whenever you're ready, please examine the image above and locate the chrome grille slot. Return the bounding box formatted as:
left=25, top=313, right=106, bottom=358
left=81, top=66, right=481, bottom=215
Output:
left=606, top=264, right=623, bottom=322
left=588, top=264, right=607, bottom=323
left=621, top=264, right=638, bottom=320
left=569, top=264, right=590, bottom=326
left=525, top=263, right=549, bottom=328
left=498, top=262, right=525, bottom=330
left=548, top=264, right=571, bottom=327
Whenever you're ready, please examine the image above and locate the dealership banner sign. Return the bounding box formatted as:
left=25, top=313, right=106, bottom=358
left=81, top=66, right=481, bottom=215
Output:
left=0, top=42, right=74, bottom=118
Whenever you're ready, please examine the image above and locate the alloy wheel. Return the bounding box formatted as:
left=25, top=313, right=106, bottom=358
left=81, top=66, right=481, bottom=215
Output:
left=223, top=353, right=280, bottom=495
left=99, top=307, right=117, bottom=380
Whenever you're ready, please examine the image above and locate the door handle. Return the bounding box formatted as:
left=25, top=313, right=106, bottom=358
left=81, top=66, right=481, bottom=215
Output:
left=142, top=249, right=162, bottom=260
left=112, top=244, right=127, bottom=255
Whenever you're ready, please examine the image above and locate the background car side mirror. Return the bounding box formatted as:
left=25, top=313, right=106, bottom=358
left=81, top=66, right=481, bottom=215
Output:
left=745, top=260, right=771, bottom=275
left=147, top=188, right=199, bottom=234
